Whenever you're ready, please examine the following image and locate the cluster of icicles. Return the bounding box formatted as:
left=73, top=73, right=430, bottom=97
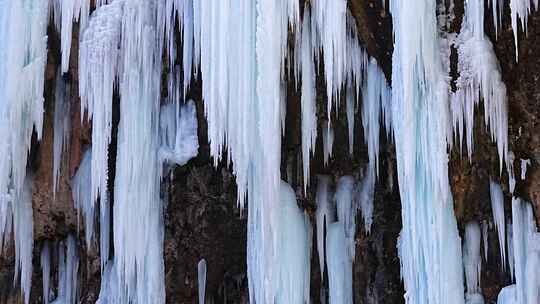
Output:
left=0, top=0, right=539, bottom=303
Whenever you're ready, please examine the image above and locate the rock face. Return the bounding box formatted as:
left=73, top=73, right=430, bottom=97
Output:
left=1, top=1, right=539, bottom=304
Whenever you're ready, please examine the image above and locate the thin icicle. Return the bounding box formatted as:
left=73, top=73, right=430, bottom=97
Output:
left=198, top=259, right=207, bottom=304
left=41, top=242, right=51, bottom=304
left=490, top=180, right=507, bottom=269
left=52, top=71, right=71, bottom=197
left=315, top=175, right=336, bottom=282
left=322, top=124, right=334, bottom=166
left=482, top=220, right=489, bottom=262
left=358, top=164, right=375, bottom=234
left=520, top=159, right=530, bottom=180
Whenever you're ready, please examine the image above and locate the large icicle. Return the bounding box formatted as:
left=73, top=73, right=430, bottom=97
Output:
left=13, top=177, right=34, bottom=304
left=453, top=0, right=508, bottom=169
left=490, top=180, right=507, bottom=268
left=79, top=0, right=124, bottom=222
left=112, top=0, right=166, bottom=302
left=390, top=0, right=465, bottom=302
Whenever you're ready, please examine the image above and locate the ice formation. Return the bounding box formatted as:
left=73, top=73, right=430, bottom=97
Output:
left=453, top=0, right=508, bottom=169
left=490, top=180, right=507, bottom=268
left=95, top=260, right=121, bottom=304
left=198, top=259, right=207, bottom=304
left=390, top=0, right=466, bottom=302
left=463, top=221, right=484, bottom=302
left=315, top=175, right=336, bottom=281
left=520, top=159, right=531, bottom=180
left=358, top=165, right=375, bottom=234
left=52, top=235, right=79, bottom=304
left=326, top=222, right=353, bottom=304
left=322, top=124, right=334, bottom=166
left=41, top=241, right=51, bottom=304
left=335, top=176, right=357, bottom=260
left=13, top=177, right=34, bottom=304
left=52, top=72, right=71, bottom=196
left=482, top=220, right=489, bottom=262
left=158, top=100, right=199, bottom=166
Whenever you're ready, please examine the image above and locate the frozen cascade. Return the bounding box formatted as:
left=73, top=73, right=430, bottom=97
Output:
left=335, top=176, right=357, bottom=261
left=510, top=197, right=540, bottom=304
left=326, top=222, right=353, bottom=304
left=275, top=181, right=312, bottom=304
left=453, top=0, right=508, bottom=169
left=198, top=259, right=207, bottom=304
left=463, top=221, right=484, bottom=303
left=52, top=72, right=71, bottom=196
left=79, top=0, right=123, bottom=220
left=390, top=0, right=465, bottom=302
left=490, top=180, right=507, bottom=268
left=0, top=8, right=48, bottom=301
left=158, top=100, right=199, bottom=166
left=51, top=235, right=79, bottom=304
left=315, top=175, right=336, bottom=281
left=112, top=0, right=166, bottom=302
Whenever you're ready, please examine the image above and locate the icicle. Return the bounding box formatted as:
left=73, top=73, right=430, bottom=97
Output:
left=198, top=259, right=207, bottom=304
left=358, top=164, right=375, bottom=234
left=53, top=71, right=71, bottom=196
left=58, top=0, right=91, bottom=73
left=79, top=0, right=123, bottom=213
left=71, top=150, right=95, bottom=251
left=510, top=0, right=537, bottom=61
left=95, top=260, right=121, bottom=304
left=390, top=0, right=465, bottom=302
left=508, top=152, right=516, bottom=194
left=361, top=59, right=390, bottom=175
left=507, top=222, right=515, bottom=279
left=510, top=197, right=540, bottom=304
left=52, top=235, right=79, bottom=304
left=490, top=180, right=507, bottom=269
left=322, top=124, right=334, bottom=166
left=13, top=177, right=34, bottom=304
left=326, top=222, right=353, bottom=304
left=315, top=175, right=336, bottom=282
left=463, top=221, right=483, bottom=300
left=112, top=1, right=166, bottom=302
left=482, top=220, right=489, bottom=262
left=300, top=7, right=317, bottom=191
left=346, top=85, right=355, bottom=156
left=335, top=176, right=357, bottom=261
left=158, top=100, right=199, bottom=166
left=453, top=0, right=508, bottom=170
left=274, top=181, right=312, bottom=304
left=41, top=242, right=51, bottom=304
left=520, top=159, right=530, bottom=180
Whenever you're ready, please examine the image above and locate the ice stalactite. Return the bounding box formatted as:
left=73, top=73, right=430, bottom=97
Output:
left=326, top=222, right=353, bottom=304
left=361, top=59, right=390, bottom=175
left=299, top=7, right=317, bottom=191
left=346, top=85, right=356, bottom=156
left=358, top=164, right=375, bottom=234
left=79, top=0, right=123, bottom=229
left=112, top=0, right=165, bottom=302
left=510, top=0, right=538, bottom=61
left=198, top=259, right=207, bottom=304
left=275, top=181, right=312, bottom=304
left=453, top=0, right=508, bottom=170
left=508, top=198, right=540, bottom=304
left=322, top=124, right=334, bottom=166
left=158, top=100, right=199, bottom=166
left=315, top=175, right=335, bottom=282
left=53, top=72, right=71, bottom=196
left=390, top=0, right=465, bottom=302
left=71, top=150, right=96, bottom=251
left=507, top=151, right=517, bottom=194
left=463, top=221, right=484, bottom=303
left=507, top=222, right=515, bottom=278
left=41, top=242, right=51, bottom=304
left=13, top=177, right=34, bottom=304
left=52, top=235, right=79, bottom=304
left=482, top=220, right=489, bottom=262
left=490, top=180, right=507, bottom=269
left=335, top=176, right=357, bottom=261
